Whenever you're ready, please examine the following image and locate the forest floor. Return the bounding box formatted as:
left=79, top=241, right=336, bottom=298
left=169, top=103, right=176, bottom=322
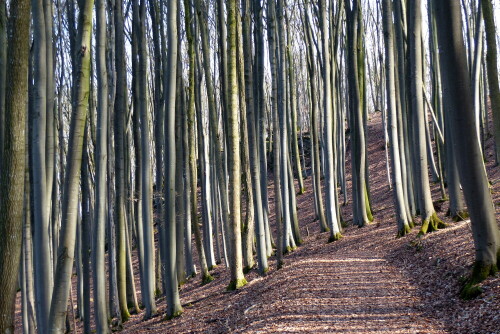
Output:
left=15, top=112, right=500, bottom=333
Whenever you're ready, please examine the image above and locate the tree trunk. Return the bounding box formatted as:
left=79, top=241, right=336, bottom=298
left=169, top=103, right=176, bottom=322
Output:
left=93, top=0, right=110, bottom=330
left=435, top=0, right=500, bottom=299
left=163, top=0, right=183, bottom=319
left=322, top=0, right=343, bottom=238
left=227, top=0, right=247, bottom=290
left=408, top=0, right=445, bottom=235
left=0, top=0, right=30, bottom=331
left=481, top=0, right=500, bottom=164
left=48, top=0, right=93, bottom=330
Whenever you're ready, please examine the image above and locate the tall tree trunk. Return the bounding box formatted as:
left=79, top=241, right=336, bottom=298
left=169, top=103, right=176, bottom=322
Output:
left=408, top=0, right=445, bottom=235
left=268, top=0, right=284, bottom=268
left=0, top=1, right=6, bottom=170
left=0, top=0, right=30, bottom=331
left=184, top=0, right=213, bottom=285
left=93, top=0, right=110, bottom=331
left=254, top=0, right=273, bottom=257
left=242, top=0, right=268, bottom=274
left=434, top=0, right=500, bottom=299
left=31, top=0, right=53, bottom=330
left=227, top=0, right=247, bottom=290
left=481, top=0, right=500, bottom=164
left=163, top=0, right=183, bottom=319
left=137, top=0, right=157, bottom=317
left=322, top=0, right=343, bottom=238
left=304, top=9, right=329, bottom=233
left=48, top=0, right=93, bottom=330
left=382, top=0, right=413, bottom=237
left=113, top=0, right=130, bottom=321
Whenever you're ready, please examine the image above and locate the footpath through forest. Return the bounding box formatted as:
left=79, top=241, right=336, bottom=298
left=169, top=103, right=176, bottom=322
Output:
left=119, top=112, right=499, bottom=333
left=15, top=112, right=500, bottom=333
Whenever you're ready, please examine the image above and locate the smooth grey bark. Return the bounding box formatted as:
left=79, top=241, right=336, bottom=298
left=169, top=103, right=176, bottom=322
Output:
left=31, top=0, right=53, bottom=330
left=174, top=58, right=187, bottom=284
left=242, top=0, right=268, bottom=274
left=137, top=0, right=157, bottom=317
left=227, top=0, right=247, bottom=289
left=149, top=0, right=163, bottom=296
left=194, top=47, right=216, bottom=270
left=48, top=0, right=93, bottom=331
left=0, top=0, right=30, bottom=331
left=435, top=0, right=500, bottom=297
left=322, top=0, right=343, bottom=238
left=481, top=0, right=500, bottom=164
left=268, top=0, right=284, bottom=267
left=163, top=0, right=183, bottom=319
left=235, top=9, right=255, bottom=272
left=303, top=8, right=328, bottom=233
left=254, top=0, right=273, bottom=257
left=382, top=0, right=412, bottom=237
left=277, top=0, right=297, bottom=252
left=80, top=126, right=91, bottom=333
left=93, top=0, right=110, bottom=331
left=408, top=0, right=445, bottom=234
left=196, top=0, right=233, bottom=267
left=184, top=0, right=213, bottom=284
left=112, top=0, right=130, bottom=321
left=344, top=0, right=371, bottom=228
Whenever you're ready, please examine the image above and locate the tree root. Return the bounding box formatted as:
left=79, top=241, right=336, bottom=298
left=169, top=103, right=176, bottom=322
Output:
left=226, top=278, right=248, bottom=291
left=418, top=212, right=447, bottom=235
left=328, top=232, right=342, bottom=243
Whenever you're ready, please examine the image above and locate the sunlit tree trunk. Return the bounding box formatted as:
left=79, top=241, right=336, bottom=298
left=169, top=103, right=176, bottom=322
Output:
left=322, top=0, right=343, bottom=238
left=112, top=0, right=130, bottom=321
left=163, top=0, right=183, bottom=319
left=242, top=0, right=268, bottom=274
left=408, top=0, right=445, bottom=235
left=227, top=0, right=247, bottom=290
left=48, top=0, right=93, bottom=330
left=93, top=0, right=110, bottom=330
left=0, top=0, right=30, bottom=331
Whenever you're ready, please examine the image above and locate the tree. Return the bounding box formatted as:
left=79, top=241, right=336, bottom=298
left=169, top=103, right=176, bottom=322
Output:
left=481, top=0, right=500, bottom=164
left=227, top=0, right=247, bottom=290
left=48, top=0, right=94, bottom=330
left=382, top=0, right=413, bottom=236
left=434, top=0, right=500, bottom=299
left=0, top=0, right=30, bottom=331
left=93, top=0, right=110, bottom=331
left=163, top=0, right=184, bottom=319
left=322, top=0, right=343, bottom=239
left=137, top=0, right=157, bottom=317
left=113, top=0, right=131, bottom=321
left=408, top=0, right=445, bottom=234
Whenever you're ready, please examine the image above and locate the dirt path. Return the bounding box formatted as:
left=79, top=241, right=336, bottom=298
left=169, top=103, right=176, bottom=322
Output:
left=15, top=112, right=499, bottom=333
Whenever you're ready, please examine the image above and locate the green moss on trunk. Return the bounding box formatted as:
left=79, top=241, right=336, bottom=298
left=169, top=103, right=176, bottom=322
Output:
left=460, top=260, right=498, bottom=299
left=418, top=212, right=447, bottom=235
left=201, top=274, right=215, bottom=285
left=397, top=224, right=412, bottom=238
left=328, top=232, right=343, bottom=243
left=227, top=278, right=248, bottom=291
left=164, top=309, right=183, bottom=320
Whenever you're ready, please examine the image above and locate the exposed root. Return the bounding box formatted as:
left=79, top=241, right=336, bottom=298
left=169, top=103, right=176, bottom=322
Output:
left=418, top=212, right=447, bottom=235
left=460, top=260, right=498, bottom=300
left=397, top=223, right=412, bottom=238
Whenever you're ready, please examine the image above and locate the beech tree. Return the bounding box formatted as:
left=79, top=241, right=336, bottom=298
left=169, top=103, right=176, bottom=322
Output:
left=0, top=0, right=30, bottom=331
left=434, top=0, right=500, bottom=299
